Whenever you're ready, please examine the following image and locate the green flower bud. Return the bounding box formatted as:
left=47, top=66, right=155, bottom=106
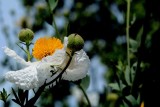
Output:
left=18, top=28, right=34, bottom=42
left=67, top=33, right=84, bottom=52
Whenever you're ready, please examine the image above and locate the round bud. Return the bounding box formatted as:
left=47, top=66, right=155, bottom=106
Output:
left=18, top=28, right=34, bottom=42
left=67, top=33, right=84, bottom=52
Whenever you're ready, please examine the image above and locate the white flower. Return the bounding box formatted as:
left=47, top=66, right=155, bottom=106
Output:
left=63, top=49, right=90, bottom=81
left=3, top=37, right=90, bottom=90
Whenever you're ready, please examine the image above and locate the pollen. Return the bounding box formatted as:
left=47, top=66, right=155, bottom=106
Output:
left=32, top=37, right=63, bottom=60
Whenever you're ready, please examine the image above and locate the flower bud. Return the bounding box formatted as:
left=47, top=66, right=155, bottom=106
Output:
left=18, top=28, right=34, bottom=42
left=67, top=33, right=84, bottom=52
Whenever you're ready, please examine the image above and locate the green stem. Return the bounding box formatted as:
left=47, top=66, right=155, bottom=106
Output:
left=46, top=0, right=60, bottom=38
left=25, top=42, right=31, bottom=106
left=126, top=0, right=131, bottom=69
left=52, top=16, right=60, bottom=38
left=26, top=42, right=31, bottom=61
left=78, top=84, right=91, bottom=107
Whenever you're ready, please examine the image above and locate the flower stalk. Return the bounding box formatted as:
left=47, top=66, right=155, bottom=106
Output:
left=126, top=0, right=131, bottom=69
left=78, top=84, right=91, bottom=107
left=26, top=42, right=31, bottom=61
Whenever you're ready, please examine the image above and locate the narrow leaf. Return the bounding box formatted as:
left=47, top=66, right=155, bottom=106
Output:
left=18, top=89, right=25, bottom=104
left=12, top=88, right=21, bottom=105
left=125, top=95, right=138, bottom=106
left=48, top=0, right=58, bottom=11
left=12, top=99, right=21, bottom=105
left=129, top=38, right=139, bottom=52
left=16, top=43, right=27, bottom=54
left=130, top=62, right=137, bottom=83
left=123, top=100, right=129, bottom=107
left=2, top=88, right=7, bottom=96
left=1, top=92, right=5, bottom=101
left=108, top=83, right=120, bottom=91
left=125, top=66, right=131, bottom=86
left=80, top=75, right=90, bottom=90
left=7, top=94, right=10, bottom=99
left=0, top=89, right=10, bottom=101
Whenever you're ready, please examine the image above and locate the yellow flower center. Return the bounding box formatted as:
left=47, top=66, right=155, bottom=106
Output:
left=32, top=37, right=63, bottom=60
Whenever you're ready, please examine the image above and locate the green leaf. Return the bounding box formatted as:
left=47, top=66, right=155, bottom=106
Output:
left=109, top=81, right=126, bottom=92
left=130, top=38, right=138, bottom=47
left=48, top=0, right=58, bottom=11
left=116, top=60, right=123, bottom=71
left=0, top=88, right=10, bottom=102
left=122, top=100, right=129, bottom=107
left=108, top=83, right=120, bottom=91
left=80, top=75, right=90, bottom=90
left=125, top=95, right=138, bottom=106
left=136, top=26, right=143, bottom=45
left=137, top=93, right=141, bottom=104
left=130, top=62, right=137, bottom=82
left=2, top=88, right=7, bottom=97
left=129, top=38, right=139, bottom=52
left=124, top=66, right=131, bottom=86
left=1, top=92, right=5, bottom=101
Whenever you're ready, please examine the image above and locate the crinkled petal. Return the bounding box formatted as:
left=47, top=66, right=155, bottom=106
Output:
left=3, top=47, right=31, bottom=67
left=4, top=62, right=39, bottom=90
left=62, top=49, right=90, bottom=81
left=36, top=62, right=54, bottom=86
left=4, top=62, right=55, bottom=90
left=42, top=49, right=66, bottom=66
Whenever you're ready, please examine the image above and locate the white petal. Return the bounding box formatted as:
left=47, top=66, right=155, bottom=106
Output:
left=63, top=37, right=68, bottom=50
left=4, top=61, right=55, bottom=90
left=41, top=37, right=68, bottom=66
left=3, top=47, right=31, bottom=67
left=62, top=49, right=90, bottom=81
left=41, top=49, right=66, bottom=66
left=36, top=62, right=54, bottom=86
left=4, top=62, right=39, bottom=90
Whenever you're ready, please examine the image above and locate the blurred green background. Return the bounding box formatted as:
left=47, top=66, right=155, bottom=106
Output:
left=0, top=0, right=160, bottom=107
